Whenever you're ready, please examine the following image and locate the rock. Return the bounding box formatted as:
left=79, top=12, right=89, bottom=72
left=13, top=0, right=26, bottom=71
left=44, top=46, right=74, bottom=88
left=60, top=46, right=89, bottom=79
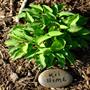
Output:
left=38, top=69, right=73, bottom=88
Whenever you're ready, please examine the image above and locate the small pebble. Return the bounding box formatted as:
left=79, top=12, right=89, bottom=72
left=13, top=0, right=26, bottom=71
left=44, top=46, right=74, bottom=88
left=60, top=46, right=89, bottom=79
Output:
left=10, top=72, right=18, bottom=82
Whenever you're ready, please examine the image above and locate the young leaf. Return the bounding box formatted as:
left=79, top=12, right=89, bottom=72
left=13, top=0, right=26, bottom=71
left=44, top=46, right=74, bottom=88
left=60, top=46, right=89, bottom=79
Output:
left=60, top=25, right=68, bottom=29
left=43, top=5, right=53, bottom=13
left=45, top=53, right=55, bottom=68
left=52, top=3, right=58, bottom=15
left=5, top=39, right=18, bottom=46
left=36, top=31, right=63, bottom=45
left=64, top=49, right=75, bottom=64
left=26, top=12, right=34, bottom=22
left=68, top=25, right=82, bottom=33
left=70, top=14, right=80, bottom=26
left=9, top=47, right=19, bottom=55
left=38, top=53, right=46, bottom=68
left=30, top=4, right=43, bottom=12
left=48, top=31, right=63, bottom=37
left=56, top=53, right=65, bottom=67
left=47, top=12, right=56, bottom=19
left=58, top=11, right=74, bottom=17
left=11, top=43, right=28, bottom=60
left=16, top=12, right=26, bottom=19
left=78, top=28, right=90, bottom=35
left=51, top=39, right=66, bottom=51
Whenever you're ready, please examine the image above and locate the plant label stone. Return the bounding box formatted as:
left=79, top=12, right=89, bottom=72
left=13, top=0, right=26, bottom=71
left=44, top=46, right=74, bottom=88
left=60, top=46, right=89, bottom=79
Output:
left=38, top=69, right=73, bottom=88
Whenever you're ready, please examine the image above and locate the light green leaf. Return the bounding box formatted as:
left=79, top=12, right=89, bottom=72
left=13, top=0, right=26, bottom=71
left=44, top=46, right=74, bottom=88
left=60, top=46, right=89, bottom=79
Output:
left=36, top=31, right=63, bottom=45
left=27, top=48, right=51, bottom=58
left=70, top=14, right=80, bottom=26
left=47, top=12, right=56, bottom=19
left=51, top=39, right=66, bottom=51
left=68, top=25, right=82, bottom=33
left=48, top=31, right=63, bottom=36
left=11, top=43, right=28, bottom=60
left=9, top=47, right=18, bottom=54
left=60, top=25, right=68, bottom=29
left=26, top=12, right=34, bottom=22
left=48, top=26, right=56, bottom=32
left=24, top=34, right=33, bottom=41
left=43, top=5, right=53, bottom=13
left=30, top=4, right=43, bottom=12
left=5, top=39, right=18, bottom=46
left=39, top=53, right=46, bottom=68
left=16, top=12, right=26, bottom=19
left=9, top=33, right=24, bottom=41
left=58, top=11, right=74, bottom=17
left=22, top=43, right=28, bottom=53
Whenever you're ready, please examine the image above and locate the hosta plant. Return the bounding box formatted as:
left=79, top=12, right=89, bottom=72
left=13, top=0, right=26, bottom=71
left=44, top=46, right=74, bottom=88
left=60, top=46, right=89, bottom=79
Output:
left=5, top=3, right=90, bottom=69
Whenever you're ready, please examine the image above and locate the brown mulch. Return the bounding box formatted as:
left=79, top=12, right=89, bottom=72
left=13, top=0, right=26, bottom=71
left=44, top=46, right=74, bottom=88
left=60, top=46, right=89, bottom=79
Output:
left=0, top=0, right=90, bottom=90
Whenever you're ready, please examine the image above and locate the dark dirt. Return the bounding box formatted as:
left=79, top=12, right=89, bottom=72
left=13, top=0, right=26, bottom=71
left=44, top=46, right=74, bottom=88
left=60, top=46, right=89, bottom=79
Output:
left=0, top=0, right=90, bottom=90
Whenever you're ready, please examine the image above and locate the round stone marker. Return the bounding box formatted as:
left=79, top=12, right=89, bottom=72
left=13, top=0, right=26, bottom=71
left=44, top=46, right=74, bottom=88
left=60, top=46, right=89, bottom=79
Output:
left=38, top=69, right=73, bottom=88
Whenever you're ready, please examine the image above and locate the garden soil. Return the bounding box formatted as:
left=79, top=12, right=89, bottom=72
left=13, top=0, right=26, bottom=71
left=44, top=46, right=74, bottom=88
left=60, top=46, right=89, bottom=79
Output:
left=0, top=0, right=90, bottom=90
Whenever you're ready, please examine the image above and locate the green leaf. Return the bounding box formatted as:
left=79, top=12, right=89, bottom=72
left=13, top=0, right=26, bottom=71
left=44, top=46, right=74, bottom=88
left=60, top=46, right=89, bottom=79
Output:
left=78, top=28, right=90, bottom=35
left=58, top=3, right=64, bottom=11
left=70, top=14, right=80, bottom=26
left=68, top=25, right=82, bottom=33
left=22, top=43, right=28, bottom=53
left=38, top=53, right=46, bottom=68
left=64, top=49, right=75, bottom=64
left=22, top=8, right=30, bottom=12
left=48, top=26, right=56, bottom=32
left=58, top=11, right=74, bottom=17
left=30, top=4, right=43, bottom=12
left=9, top=47, right=19, bottom=55
left=43, top=5, right=53, bottom=13
left=56, top=53, right=65, bottom=67
left=27, top=48, right=51, bottom=58
left=45, top=53, right=55, bottom=68
left=11, top=43, right=28, bottom=60
left=36, top=31, right=63, bottom=45
left=41, top=14, right=55, bottom=25
left=26, top=12, right=34, bottom=22
left=60, top=25, right=68, bottom=29
left=48, top=31, right=63, bottom=37
left=51, top=39, right=66, bottom=51
left=71, top=40, right=80, bottom=48
left=62, top=15, right=79, bottom=26
left=16, top=12, right=26, bottom=19
left=79, top=39, right=88, bottom=48
left=5, top=39, right=18, bottom=46
left=77, top=16, right=88, bottom=25
left=47, top=12, right=56, bottom=19
left=52, top=3, right=58, bottom=15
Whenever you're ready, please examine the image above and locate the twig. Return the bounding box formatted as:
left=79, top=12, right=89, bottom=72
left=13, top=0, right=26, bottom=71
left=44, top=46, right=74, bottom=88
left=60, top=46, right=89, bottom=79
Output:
left=10, top=0, right=13, bottom=16
left=16, top=0, right=28, bottom=22
left=0, top=51, right=6, bottom=65
left=19, top=0, right=28, bottom=14
left=33, top=69, right=40, bottom=82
